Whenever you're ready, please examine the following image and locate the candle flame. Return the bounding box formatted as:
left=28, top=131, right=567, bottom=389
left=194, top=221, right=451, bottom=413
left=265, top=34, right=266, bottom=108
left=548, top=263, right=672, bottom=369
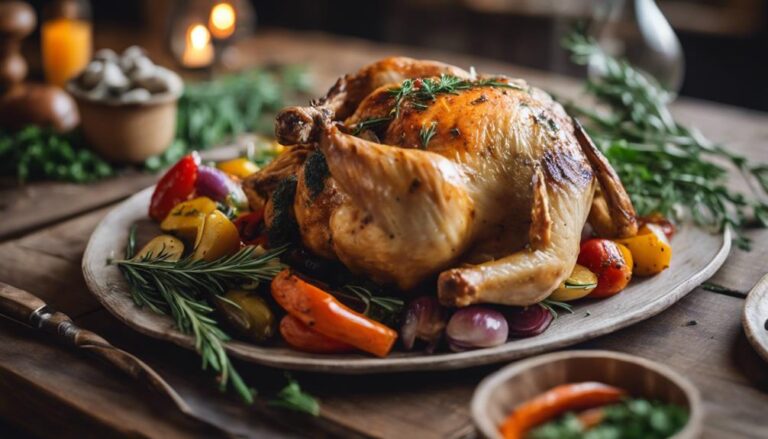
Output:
left=189, top=24, right=211, bottom=50
left=210, top=2, right=236, bottom=39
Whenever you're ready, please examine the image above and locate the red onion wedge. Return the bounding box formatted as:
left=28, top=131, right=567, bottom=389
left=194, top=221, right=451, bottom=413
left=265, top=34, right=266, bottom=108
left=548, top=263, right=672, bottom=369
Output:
left=504, top=304, right=554, bottom=338
left=446, top=306, right=508, bottom=352
left=400, top=296, right=447, bottom=353
left=197, top=165, right=248, bottom=209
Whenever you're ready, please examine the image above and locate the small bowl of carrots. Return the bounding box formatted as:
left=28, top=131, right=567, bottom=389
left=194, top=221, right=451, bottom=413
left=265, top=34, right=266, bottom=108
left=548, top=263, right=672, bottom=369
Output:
left=471, top=350, right=702, bottom=439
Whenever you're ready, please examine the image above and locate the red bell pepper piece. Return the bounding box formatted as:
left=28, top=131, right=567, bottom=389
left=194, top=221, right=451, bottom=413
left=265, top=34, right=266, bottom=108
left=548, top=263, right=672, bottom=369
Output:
left=149, top=153, right=200, bottom=222
left=233, top=210, right=268, bottom=247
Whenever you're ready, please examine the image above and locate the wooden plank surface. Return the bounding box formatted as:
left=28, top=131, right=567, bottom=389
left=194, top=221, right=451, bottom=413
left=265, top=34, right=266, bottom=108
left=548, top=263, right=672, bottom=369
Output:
left=1, top=29, right=768, bottom=438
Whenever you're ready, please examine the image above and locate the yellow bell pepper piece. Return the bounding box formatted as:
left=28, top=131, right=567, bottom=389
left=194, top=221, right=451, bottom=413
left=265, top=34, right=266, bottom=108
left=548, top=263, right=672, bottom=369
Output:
left=192, top=210, right=241, bottom=261
left=615, top=224, right=672, bottom=276
left=549, top=264, right=598, bottom=301
left=134, top=235, right=185, bottom=262
left=217, top=158, right=260, bottom=179
left=160, top=197, right=217, bottom=243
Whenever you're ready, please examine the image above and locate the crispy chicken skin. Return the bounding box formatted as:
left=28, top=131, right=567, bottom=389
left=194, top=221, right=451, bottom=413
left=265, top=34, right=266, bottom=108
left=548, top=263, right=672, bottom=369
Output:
left=246, top=57, right=637, bottom=307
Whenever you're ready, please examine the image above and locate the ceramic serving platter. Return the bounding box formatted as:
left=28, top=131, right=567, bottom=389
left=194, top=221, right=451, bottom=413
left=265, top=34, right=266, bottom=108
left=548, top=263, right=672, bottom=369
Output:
left=743, top=273, right=768, bottom=363
left=83, top=187, right=731, bottom=373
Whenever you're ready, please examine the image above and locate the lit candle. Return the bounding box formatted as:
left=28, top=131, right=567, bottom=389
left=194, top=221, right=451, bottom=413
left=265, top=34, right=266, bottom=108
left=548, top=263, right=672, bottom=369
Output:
left=182, top=23, right=214, bottom=68
left=209, top=1, right=236, bottom=40
left=41, top=17, right=92, bottom=87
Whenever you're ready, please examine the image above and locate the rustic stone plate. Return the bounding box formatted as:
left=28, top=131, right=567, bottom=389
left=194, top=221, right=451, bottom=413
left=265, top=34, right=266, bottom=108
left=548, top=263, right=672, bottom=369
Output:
left=743, top=273, right=768, bottom=363
left=83, top=187, right=731, bottom=373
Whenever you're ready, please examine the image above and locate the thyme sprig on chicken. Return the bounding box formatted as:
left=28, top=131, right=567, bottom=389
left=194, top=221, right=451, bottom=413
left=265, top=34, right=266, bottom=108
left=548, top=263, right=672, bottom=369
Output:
left=562, top=31, right=768, bottom=249
left=419, top=121, right=438, bottom=149
left=388, top=74, right=523, bottom=117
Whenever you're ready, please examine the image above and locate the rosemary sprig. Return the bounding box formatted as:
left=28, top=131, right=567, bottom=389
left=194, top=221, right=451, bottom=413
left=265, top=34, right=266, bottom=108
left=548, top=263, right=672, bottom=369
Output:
left=419, top=121, right=438, bottom=149
left=352, top=116, right=393, bottom=135
left=268, top=375, right=320, bottom=416
left=333, top=284, right=404, bottom=326
left=387, top=74, right=523, bottom=117
left=562, top=31, right=768, bottom=249
left=112, top=239, right=322, bottom=410
left=540, top=299, right=574, bottom=319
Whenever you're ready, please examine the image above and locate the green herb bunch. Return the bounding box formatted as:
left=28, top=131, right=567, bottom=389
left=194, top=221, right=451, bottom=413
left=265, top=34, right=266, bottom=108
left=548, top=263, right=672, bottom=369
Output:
left=112, top=234, right=318, bottom=413
left=1, top=66, right=311, bottom=182
left=562, top=32, right=768, bottom=249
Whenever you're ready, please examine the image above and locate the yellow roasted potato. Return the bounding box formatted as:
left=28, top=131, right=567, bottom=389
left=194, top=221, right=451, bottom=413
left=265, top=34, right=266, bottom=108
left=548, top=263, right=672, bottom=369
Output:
left=549, top=264, right=598, bottom=301
left=217, top=158, right=260, bottom=179
left=192, top=210, right=241, bottom=261
left=160, top=197, right=217, bottom=242
left=134, top=235, right=185, bottom=261
left=615, top=223, right=672, bottom=276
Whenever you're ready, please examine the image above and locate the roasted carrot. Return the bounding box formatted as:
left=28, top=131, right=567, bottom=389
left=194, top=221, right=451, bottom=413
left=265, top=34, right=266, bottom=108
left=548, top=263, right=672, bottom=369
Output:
left=271, top=269, right=398, bottom=357
left=576, top=407, right=605, bottom=430
left=499, top=382, right=625, bottom=439
left=279, top=314, right=354, bottom=354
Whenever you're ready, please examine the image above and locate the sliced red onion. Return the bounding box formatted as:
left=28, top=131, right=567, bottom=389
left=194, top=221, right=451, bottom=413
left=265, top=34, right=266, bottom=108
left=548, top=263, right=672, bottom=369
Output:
left=446, top=306, right=508, bottom=352
left=197, top=165, right=248, bottom=209
left=400, top=296, right=448, bottom=353
left=505, top=305, right=554, bottom=338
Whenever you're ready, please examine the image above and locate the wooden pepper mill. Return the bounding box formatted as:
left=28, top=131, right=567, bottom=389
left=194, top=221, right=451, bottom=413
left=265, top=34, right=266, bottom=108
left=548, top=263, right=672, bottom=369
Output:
left=0, top=1, right=79, bottom=132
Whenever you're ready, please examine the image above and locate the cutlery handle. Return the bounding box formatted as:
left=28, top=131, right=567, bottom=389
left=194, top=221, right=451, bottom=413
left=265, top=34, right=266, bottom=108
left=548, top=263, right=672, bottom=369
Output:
left=0, top=282, right=109, bottom=347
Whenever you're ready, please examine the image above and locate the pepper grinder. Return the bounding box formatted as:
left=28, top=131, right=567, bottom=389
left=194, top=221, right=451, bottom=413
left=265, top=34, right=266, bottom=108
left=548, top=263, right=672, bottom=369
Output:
left=0, top=1, right=79, bottom=132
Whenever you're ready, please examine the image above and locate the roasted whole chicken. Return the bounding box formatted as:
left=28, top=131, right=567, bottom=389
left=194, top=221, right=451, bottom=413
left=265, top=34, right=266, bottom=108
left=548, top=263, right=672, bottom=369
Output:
left=245, top=57, right=637, bottom=307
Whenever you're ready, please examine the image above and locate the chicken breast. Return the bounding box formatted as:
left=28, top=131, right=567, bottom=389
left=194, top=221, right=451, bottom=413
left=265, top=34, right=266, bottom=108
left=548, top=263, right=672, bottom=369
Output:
left=245, top=57, right=637, bottom=307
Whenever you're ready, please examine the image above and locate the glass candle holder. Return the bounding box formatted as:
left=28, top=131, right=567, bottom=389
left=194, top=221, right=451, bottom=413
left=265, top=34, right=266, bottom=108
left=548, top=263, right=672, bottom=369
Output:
left=41, top=0, right=92, bottom=87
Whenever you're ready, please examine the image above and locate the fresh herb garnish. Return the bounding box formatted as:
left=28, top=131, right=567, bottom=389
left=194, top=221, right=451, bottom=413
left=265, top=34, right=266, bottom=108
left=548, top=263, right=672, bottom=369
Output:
left=419, top=121, right=438, bottom=149
left=352, top=116, right=392, bottom=135
left=562, top=31, right=768, bottom=249
left=528, top=398, right=688, bottom=439
left=334, top=284, right=404, bottom=326
left=540, top=299, right=574, bottom=318
left=268, top=375, right=320, bottom=416
left=113, top=243, right=287, bottom=403
left=387, top=74, right=522, bottom=117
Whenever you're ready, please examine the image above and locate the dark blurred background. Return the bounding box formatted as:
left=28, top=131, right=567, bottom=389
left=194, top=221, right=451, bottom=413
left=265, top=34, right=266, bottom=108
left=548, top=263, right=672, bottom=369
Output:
left=24, top=0, right=768, bottom=111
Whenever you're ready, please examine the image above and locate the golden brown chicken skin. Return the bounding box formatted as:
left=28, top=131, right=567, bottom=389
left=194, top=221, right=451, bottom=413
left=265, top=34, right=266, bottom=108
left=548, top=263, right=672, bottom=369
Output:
left=247, top=57, right=637, bottom=307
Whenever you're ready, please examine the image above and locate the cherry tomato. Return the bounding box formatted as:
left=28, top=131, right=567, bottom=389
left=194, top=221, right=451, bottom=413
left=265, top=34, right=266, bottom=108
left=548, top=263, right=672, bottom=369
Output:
left=638, top=213, right=676, bottom=240
left=233, top=210, right=268, bottom=247
left=577, top=239, right=633, bottom=298
left=149, top=153, right=200, bottom=222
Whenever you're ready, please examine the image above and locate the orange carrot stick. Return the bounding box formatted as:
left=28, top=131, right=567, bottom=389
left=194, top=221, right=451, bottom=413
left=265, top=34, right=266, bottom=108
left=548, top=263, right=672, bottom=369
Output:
left=271, top=269, right=398, bottom=357
left=500, top=382, right=625, bottom=439
left=279, top=314, right=354, bottom=354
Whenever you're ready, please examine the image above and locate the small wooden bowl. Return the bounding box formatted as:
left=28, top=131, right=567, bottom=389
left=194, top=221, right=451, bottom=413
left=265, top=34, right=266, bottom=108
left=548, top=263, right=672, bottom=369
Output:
left=68, top=86, right=181, bottom=163
left=471, top=350, right=702, bottom=439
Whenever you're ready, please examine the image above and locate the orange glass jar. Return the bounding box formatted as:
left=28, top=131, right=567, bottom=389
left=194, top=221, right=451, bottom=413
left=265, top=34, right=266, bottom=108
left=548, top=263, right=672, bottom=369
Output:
left=41, top=0, right=92, bottom=87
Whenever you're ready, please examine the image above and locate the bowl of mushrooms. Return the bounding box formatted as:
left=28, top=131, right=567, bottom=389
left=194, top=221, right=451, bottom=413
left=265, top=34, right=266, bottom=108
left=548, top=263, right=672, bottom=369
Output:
left=67, top=46, right=183, bottom=163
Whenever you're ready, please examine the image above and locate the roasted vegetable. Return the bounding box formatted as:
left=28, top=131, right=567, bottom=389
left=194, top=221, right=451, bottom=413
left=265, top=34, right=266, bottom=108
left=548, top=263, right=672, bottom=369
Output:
left=505, top=305, right=554, bottom=338
left=217, top=158, right=260, bottom=179
left=549, top=264, right=598, bottom=301
left=160, top=196, right=217, bottom=242
left=500, top=382, right=626, bottom=439
left=616, top=224, right=672, bottom=276
left=578, top=239, right=633, bottom=298
left=134, top=235, right=184, bottom=262
left=638, top=213, right=676, bottom=240
left=271, top=269, right=397, bottom=357
left=216, top=290, right=275, bottom=342
left=233, top=210, right=268, bottom=247
left=446, top=306, right=508, bottom=351
left=196, top=165, right=248, bottom=210
left=279, top=314, right=354, bottom=354
left=149, top=153, right=199, bottom=221
left=192, top=210, right=241, bottom=261
left=400, top=296, right=448, bottom=352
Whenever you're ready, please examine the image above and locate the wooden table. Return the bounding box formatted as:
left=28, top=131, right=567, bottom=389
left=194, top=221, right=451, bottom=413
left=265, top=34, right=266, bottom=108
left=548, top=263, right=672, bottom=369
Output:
left=2, top=29, right=768, bottom=438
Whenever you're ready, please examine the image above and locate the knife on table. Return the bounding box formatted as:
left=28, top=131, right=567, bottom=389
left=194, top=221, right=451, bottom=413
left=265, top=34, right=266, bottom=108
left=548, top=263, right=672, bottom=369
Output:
left=0, top=281, right=225, bottom=435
